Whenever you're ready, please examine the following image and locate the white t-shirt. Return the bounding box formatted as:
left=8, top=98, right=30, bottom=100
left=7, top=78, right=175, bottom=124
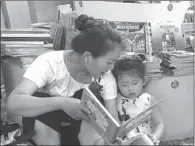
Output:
left=23, top=50, right=117, bottom=99
left=117, top=92, right=152, bottom=138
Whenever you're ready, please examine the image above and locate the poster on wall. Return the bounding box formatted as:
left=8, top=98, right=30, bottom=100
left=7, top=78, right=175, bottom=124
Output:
left=150, top=21, right=185, bottom=54
left=161, top=25, right=177, bottom=51
left=96, top=19, right=147, bottom=54
left=181, top=23, right=194, bottom=49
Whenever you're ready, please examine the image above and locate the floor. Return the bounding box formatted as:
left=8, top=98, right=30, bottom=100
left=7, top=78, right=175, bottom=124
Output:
left=160, top=137, right=194, bottom=145
left=1, top=86, right=194, bottom=145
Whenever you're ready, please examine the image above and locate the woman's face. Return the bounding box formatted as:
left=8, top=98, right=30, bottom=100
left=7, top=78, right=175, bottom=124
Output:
left=86, top=44, right=122, bottom=79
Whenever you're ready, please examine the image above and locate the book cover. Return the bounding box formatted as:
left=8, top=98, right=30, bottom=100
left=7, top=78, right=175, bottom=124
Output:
left=81, top=87, right=120, bottom=143
left=81, top=87, right=162, bottom=143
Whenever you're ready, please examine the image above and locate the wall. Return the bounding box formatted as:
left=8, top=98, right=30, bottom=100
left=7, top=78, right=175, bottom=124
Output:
left=2, top=1, right=71, bottom=28
left=34, top=1, right=59, bottom=22
left=5, top=1, right=31, bottom=28
left=1, top=7, right=6, bottom=28
left=75, top=1, right=189, bottom=22
left=145, top=75, right=193, bottom=140
left=33, top=1, right=68, bottom=23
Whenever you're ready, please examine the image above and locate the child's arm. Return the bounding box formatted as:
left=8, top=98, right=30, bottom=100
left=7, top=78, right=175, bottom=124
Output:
left=150, top=96, right=164, bottom=140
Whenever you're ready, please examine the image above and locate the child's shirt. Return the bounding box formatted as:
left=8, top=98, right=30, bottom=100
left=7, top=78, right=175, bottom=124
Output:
left=117, top=92, right=152, bottom=138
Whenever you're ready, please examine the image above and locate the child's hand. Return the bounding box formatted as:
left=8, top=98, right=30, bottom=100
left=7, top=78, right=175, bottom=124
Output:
left=94, top=137, right=122, bottom=145
left=147, top=133, right=160, bottom=145
left=94, top=137, right=105, bottom=145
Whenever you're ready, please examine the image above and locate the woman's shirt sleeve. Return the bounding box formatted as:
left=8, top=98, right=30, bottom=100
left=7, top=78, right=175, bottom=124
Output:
left=99, top=71, right=118, bottom=100
left=23, top=55, right=53, bottom=89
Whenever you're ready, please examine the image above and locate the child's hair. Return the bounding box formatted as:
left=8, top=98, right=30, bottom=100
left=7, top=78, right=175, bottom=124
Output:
left=71, top=14, right=123, bottom=58
left=112, top=55, right=147, bottom=81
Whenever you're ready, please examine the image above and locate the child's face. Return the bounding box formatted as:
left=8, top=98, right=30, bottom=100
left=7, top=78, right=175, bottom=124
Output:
left=117, top=72, right=144, bottom=99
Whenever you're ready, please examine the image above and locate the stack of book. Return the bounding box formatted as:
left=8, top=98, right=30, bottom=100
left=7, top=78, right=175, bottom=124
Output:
left=1, top=28, right=52, bottom=42
left=1, top=28, right=53, bottom=69
left=58, top=12, right=79, bottom=50
left=145, top=55, right=162, bottom=79
left=59, top=11, right=78, bottom=31
left=158, top=51, right=194, bottom=76
left=1, top=29, right=53, bottom=56
left=57, top=4, right=72, bottom=19
left=30, top=22, right=51, bottom=29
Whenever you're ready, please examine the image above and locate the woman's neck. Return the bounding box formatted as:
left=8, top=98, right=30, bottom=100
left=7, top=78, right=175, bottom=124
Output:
left=68, top=51, right=92, bottom=84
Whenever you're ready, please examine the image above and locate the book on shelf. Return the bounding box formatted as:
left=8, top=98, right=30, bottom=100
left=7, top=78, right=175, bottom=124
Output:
left=81, top=87, right=162, bottom=144
left=1, top=30, right=52, bottom=42
left=1, top=33, right=51, bottom=38
left=1, top=37, right=52, bottom=42
left=1, top=41, right=45, bottom=45
left=3, top=44, right=45, bottom=48
left=2, top=47, right=53, bottom=57
left=30, top=22, right=51, bottom=29
left=2, top=44, right=53, bottom=49
left=51, top=23, right=66, bottom=50
left=1, top=28, right=50, bottom=34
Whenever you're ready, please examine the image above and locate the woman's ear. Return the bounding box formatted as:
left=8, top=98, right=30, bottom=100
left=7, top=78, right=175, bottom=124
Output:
left=142, top=76, right=148, bottom=86
left=83, top=51, right=93, bottom=63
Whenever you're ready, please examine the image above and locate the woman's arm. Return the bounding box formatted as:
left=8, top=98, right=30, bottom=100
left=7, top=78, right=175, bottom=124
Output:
left=7, top=78, right=66, bottom=117
left=7, top=78, right=91, bottom=121
left=150, top=96, right=164, bottom=140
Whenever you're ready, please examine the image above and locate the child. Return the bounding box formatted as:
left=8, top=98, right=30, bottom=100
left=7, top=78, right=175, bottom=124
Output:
left=112, top=55, right=164, bottom=145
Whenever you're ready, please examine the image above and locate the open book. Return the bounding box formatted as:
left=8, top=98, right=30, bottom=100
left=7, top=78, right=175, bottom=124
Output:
left=81, top=87, right=162, bottom=144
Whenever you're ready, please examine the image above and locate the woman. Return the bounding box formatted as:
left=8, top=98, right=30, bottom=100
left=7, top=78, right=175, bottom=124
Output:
left=6, top=14, right=123, bottom=145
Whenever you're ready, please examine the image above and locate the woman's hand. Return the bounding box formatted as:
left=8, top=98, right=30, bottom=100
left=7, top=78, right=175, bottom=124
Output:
left=61, top=97, right=91, bottom=121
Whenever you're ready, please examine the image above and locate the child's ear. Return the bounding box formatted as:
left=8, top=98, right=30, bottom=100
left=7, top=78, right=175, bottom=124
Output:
left=142, top=76, right=148, bottom=86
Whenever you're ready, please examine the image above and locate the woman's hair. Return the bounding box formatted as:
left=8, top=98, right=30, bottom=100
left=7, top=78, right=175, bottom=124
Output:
left=71, top=14, right=122, bottom=58
left=112, top=55, right=146, bottom=80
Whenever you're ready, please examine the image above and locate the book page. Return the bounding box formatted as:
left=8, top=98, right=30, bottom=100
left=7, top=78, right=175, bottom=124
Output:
left=81, top=87, right=120, bottom=143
